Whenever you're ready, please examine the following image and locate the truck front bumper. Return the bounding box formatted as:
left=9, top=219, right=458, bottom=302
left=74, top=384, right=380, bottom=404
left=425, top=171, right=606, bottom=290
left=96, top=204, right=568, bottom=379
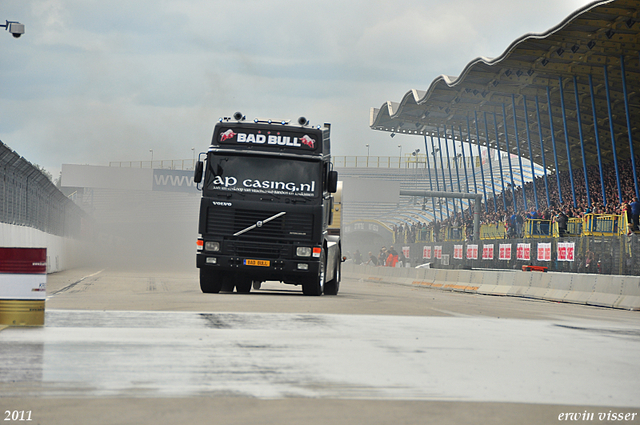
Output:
left=196, top=253, right=320, bottom=282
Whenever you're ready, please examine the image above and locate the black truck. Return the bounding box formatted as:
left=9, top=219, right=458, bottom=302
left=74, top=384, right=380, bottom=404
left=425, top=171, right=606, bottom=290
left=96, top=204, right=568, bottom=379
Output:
left=194, top=113, right=341, bottom=296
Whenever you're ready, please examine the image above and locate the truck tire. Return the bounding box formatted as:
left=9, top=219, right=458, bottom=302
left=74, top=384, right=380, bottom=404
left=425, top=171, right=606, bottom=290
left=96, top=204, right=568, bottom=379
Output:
left=200, top=268, right=223, bottom=293
left=303, top=250, right=325, bottom=296
left=220, top=274, right=235, bottom=293
left=324, top=259, right=340, bottom=295
left=235, top=276, right=252, bottom=294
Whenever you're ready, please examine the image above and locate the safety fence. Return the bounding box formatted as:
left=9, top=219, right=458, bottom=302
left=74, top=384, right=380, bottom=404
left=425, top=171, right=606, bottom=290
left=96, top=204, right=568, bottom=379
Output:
left=386, top=235, right=640, bottom=276
left=0, top=141, right=89, bottom=239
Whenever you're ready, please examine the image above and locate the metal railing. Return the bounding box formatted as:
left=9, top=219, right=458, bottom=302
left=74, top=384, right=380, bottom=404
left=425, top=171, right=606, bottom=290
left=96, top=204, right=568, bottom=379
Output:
left=109, top=159, right=197, bottom=170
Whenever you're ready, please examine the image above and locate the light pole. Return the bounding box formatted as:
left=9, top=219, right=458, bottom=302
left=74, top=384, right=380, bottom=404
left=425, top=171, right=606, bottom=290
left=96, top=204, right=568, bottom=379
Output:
left=149, top=149, right=153, bottom=168
left=365, top=144, right=370, bottom=156
left=191, top=147, right=195, bottom=169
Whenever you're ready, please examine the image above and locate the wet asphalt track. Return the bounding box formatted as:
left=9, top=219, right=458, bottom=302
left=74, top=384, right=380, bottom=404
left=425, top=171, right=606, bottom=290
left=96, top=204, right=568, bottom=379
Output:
left=1, top=268, right=638, bottom=424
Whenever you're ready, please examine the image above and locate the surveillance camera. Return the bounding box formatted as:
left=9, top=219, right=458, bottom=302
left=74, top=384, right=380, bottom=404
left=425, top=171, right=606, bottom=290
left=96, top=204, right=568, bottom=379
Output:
left=9, top=23, right=24, bottom=38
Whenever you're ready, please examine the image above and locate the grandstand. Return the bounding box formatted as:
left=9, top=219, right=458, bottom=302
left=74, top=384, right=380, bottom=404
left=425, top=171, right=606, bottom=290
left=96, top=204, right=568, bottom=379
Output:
left=364, top=0, right=640, bottom=275
left=371, top=0, right=639, bottom=217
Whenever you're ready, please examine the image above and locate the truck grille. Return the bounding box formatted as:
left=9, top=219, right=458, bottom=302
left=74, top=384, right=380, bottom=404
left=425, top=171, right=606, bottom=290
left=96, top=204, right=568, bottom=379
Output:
left=227, top=241, right=289, bottom=259
left=206, top=208, right=314, bottom=241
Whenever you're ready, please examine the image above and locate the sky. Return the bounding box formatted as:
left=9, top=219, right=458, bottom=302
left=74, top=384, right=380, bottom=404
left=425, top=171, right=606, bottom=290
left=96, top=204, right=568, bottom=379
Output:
left=1, top=0, right=597, bottom=180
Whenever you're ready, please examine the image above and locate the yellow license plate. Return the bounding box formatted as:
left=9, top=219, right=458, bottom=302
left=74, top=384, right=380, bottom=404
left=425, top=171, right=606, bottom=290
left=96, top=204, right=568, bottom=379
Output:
left=243, top=259, right=270, bottom=267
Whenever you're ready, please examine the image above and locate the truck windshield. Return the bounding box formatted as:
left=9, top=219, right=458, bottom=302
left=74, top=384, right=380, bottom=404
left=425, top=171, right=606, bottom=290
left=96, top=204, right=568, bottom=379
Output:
left=204, top=154, right=322, bottom=199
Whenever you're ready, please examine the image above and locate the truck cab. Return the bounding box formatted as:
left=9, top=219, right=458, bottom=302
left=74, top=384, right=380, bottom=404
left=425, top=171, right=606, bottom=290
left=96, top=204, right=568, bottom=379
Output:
left=194, top=113, right=341, bottom=296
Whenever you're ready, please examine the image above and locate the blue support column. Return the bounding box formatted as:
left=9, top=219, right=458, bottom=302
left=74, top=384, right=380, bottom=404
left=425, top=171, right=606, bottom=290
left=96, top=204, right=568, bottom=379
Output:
left=436, top=126, right=450, bottom=219
left=621, top=55, right=639, bottom=200
left=534, top=96, right=551, bottom=208
left=482, top=112, right=498, bottom=212
left=492, top=112, right=507, bottom=211
left=573, top=76, right=591, bottom=207
left=474, top=111, right=489, bottom=209
left=452, top=127, right=464, bottom=215
left=430, top=135, right=443, bottom=221
left=523, top=96, right=540, bottom=210
left=457, top=125, right=470, bottom=194
left=424, top=136, right=438, bottom=222
left=603, top=65, right=623, bottom=204
left=466, top=117, right=479, bottom=196
left=442, top=125, right=457, bottom=216
left=511, top=94, right=528, bottom=211
left=588, top=74, right=607, bottom=206
left=558, top=77, right=577, bottom=207
left=547, top=87, right=563, bottom=205
left=502, top=103, right=517, bottom=212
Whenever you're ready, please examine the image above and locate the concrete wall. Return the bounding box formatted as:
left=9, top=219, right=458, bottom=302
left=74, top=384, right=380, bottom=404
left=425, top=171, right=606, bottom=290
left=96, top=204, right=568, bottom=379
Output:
left=0, top=223, right=88, bottom=274
left=343, top=262, right=640, bottom=311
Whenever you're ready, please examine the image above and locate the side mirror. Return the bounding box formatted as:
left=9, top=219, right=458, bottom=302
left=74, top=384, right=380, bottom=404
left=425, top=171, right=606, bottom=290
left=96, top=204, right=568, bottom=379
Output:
left=328, top=170, right=338, bottom=193
left=194, top=161, right=204, bottom=183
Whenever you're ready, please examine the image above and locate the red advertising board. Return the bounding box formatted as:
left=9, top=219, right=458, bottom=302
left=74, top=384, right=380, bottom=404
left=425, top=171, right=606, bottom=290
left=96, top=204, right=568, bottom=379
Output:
left=482, top=244, right=494, bottom=260
left=499, top=244, right=511, bottom=261
left=517, top=243, right=531, bottom=261
left=0, top=248, right=46, bottom=274
left=537, top=243, right=551, bottom=262
left=557, top=242, right=575, bottom=262
left=467, top=244, right=478, bottom=260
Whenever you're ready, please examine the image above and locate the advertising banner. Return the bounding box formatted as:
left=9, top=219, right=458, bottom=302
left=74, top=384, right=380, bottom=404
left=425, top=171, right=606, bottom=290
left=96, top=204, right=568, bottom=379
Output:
left=517, top=243, right=531, bottom=261
left=557, top=242, right=575, bottom=262
left=453, top=245, right=463, bottom=260
left=153, top=169, right=199, bottom=193
left=466, top=244, right=478, bottom=260
left=482, top=244, right=494, bottom=260
left=499, top=244, right=511, bottom=261
left=538, top=242, right=552, bottom=261
left=423, top=246, right=432, bottom=259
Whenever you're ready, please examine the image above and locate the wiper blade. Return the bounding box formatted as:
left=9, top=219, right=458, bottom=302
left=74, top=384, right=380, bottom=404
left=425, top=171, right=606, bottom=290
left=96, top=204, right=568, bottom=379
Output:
left=233, top=211, right=287, bottom=237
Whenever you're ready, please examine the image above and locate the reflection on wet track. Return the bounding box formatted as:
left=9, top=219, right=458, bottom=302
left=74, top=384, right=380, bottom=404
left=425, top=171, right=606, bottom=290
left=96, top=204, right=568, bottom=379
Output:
left=1, top=309, right=639, bottom=406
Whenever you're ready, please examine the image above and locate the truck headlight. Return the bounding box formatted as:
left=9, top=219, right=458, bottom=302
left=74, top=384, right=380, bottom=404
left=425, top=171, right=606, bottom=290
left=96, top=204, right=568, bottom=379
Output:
left=205, top=241, right=220, bottom=252
left=296, top=247, right=312, bottom=257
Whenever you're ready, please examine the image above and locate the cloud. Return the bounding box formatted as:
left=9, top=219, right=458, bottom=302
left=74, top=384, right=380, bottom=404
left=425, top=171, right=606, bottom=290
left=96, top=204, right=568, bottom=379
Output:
left=0, top=0, right=596, bottom=177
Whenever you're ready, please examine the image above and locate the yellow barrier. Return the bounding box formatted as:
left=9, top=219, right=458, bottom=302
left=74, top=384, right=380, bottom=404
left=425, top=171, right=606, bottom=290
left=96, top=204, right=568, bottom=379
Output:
left=523, top=219, right=552, bottom=238
left=583, top=213, right=623, bottom=236
left=394, top=212, right=630, bottom=244
left=480, top=223, right=506, bottom=240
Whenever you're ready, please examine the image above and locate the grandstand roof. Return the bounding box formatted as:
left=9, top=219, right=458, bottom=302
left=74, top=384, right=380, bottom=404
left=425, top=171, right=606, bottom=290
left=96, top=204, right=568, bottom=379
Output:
left=370, top=0, right=640, bottom=172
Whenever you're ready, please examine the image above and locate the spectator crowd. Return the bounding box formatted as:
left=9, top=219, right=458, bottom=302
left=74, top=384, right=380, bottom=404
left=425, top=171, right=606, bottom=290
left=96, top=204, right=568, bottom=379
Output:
left=393, top=157, right=640, bottom=243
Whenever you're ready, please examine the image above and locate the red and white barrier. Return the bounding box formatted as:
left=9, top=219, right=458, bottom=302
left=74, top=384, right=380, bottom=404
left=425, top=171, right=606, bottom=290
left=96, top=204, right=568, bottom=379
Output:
left=0, top=247, right=47, bottom=326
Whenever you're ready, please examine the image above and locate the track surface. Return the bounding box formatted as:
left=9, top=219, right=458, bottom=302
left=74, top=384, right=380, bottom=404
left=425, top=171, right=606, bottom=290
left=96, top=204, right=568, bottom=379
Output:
left=1, top=267, right=638, bottom=424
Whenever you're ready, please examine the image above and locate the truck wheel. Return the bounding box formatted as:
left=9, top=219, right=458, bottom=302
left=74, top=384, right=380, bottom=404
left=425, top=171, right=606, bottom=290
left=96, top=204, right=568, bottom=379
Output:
left=324, top=260, right=340, bottom=295
left=303, top=250, right=325, bottom=296
left=235, top=277, right=252, bottom=294
left=220, top=274, right=235, bottom=293
left=200, top=268, right=223, bottom=293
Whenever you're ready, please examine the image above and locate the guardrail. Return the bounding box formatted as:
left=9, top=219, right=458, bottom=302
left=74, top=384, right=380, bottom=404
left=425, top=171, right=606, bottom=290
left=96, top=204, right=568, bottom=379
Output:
left=343, top=262, right=640, bottom=310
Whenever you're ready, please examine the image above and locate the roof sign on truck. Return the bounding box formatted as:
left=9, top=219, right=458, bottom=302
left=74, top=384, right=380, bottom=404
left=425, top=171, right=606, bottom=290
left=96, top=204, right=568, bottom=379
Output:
left=217, top=128, right=317, bottom=151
